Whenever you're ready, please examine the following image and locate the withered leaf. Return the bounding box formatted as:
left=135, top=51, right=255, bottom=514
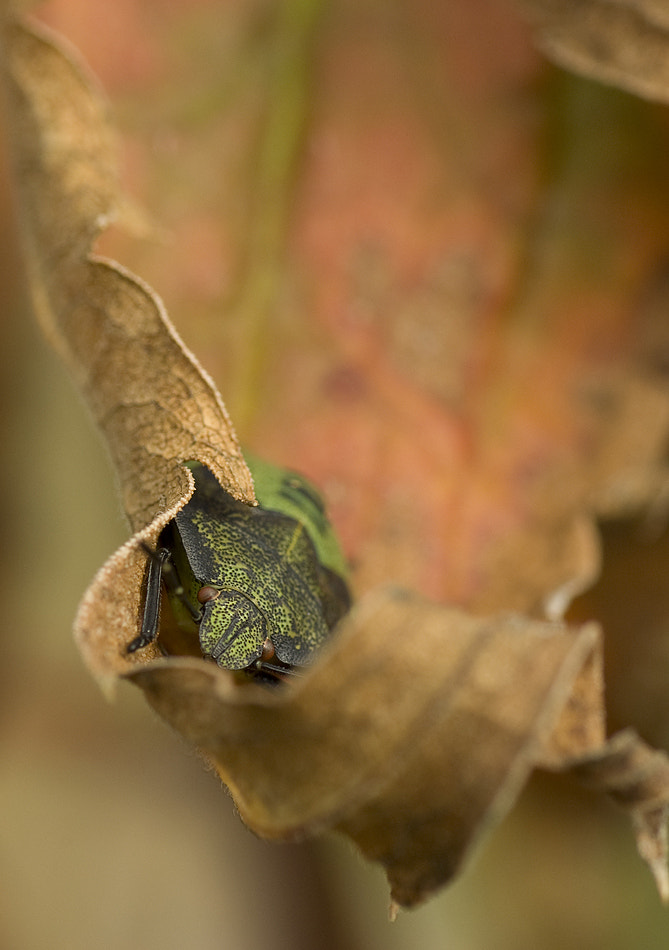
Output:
left=4, top=10, right=669, bottom=912
left=128, top=589, right=669, bottom=907
left=563, top=729, right=669, bottom=902
left=0, top=17, right=254, bottom=682
left=252, top=0, right=669, bottom=621
left=128, top=590, right=605, bottom=907
left=521, top=0, right=669, bottom=102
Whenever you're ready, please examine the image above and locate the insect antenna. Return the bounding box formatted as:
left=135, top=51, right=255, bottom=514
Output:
left=256, top=662, right=301, bottom=678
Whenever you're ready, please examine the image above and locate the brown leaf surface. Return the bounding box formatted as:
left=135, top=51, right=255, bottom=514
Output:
left=564, top=730, right=669, bottom=902
left=129, top=589, right=607, bottom=907
left=521, top=0, right=669, bottom=102
left=1, top=17, right=254, bottom=680
left=128, top=589, right=669, bottom=907
left=5, top=7, right=669, bottom=913
left=233, top=0, right=669, bottom=617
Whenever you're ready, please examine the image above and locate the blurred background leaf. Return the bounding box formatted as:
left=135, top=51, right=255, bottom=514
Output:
left=523, top=0, right=669, bottom=104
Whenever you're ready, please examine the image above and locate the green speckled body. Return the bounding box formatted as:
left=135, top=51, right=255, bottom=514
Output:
left=167, top=461, right=350, bottom=671
left=243, top=452, right=349, bottom=581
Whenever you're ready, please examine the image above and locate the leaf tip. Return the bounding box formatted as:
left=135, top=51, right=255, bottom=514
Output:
left=97, top=671, right=119, bottom=702
left=633, top=806, right=669, bottom=903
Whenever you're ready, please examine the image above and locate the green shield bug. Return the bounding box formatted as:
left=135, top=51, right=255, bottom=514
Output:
left=127, top=457, right=350, bottom=683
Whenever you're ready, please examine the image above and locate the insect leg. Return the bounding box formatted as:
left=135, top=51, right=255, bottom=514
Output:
left=127, top=546, right=171, bottom=653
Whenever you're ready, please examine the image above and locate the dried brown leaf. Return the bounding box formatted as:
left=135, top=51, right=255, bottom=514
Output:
left=128, top=588, right=608, bottom=907
left=521, top=0, right=669, bottom=102
left=563, top=730, right=669, bottom=901
left=125, top=588, right=669, bottom=907
left=1, top=18, right=254, bottom=680
left=257, top=0, right=669, bottom=619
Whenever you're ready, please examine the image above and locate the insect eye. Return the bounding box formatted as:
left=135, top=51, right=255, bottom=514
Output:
left=197, top=585, right=220, bottom=605
left=260, top=638, right=276, bottom=662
